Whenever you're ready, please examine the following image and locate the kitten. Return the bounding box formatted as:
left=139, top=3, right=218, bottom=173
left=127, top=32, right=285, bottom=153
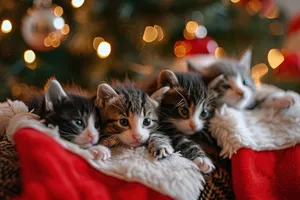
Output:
left=258, top=91, right=296, bottom=109
left=188, top=49, right=256, bottom=109
left=27, top=79, right=110, bottom=160
left=154, top=69, right=215, bottom=173
left=95, top=82, right=174, bottom=159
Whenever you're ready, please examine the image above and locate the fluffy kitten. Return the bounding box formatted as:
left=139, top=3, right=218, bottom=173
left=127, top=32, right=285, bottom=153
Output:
left=154, top=69, right=215, bottom=173
left=27, top=80, right=110, bottom=160
left=95, top=82, right=174, bottom=159
left=188, top=49, right=256, bottom=109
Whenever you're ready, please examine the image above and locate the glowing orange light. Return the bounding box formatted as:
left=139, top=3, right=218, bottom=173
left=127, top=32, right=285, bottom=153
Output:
left=154, top=25, right=164, bottom=41
left=143, top=26, right=158, bottom=43
left=268, top=49, right=284, bottom=69
left=183, top=29, right=195, bottom=40
left=24, top=50, right=36, bottom=64
left=214, top=47, right=226, bottom=59
left=54, top=6, right=64, bottom=17
left=61, top=24, right=70, bottom=35
left=186, top=21, right=198, bottom=34
left=231, top=0, right=240, bottom=3
left=251, top=63, right=269, bottom=87
left=93, top=37, right=105, bottom=50
left=174, top=45, right=186, bottom=58
left=267, top=6, right=279, bottom=19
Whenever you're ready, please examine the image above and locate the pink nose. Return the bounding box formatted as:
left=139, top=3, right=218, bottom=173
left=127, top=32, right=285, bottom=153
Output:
left=132, top=134, right=142, bottom=141
left=87, top=132, right=94, bottom=141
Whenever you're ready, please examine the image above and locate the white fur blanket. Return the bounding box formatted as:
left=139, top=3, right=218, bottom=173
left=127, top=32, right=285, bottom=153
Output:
left=209, top=84, right=300, bottom=158
left=3, top=100, right=204, bottom=200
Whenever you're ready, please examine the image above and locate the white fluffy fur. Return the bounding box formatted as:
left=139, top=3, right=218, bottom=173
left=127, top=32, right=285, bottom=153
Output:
left=4, top=100, right=204, bottom=200
left=209, top=84, right=300, bottom=158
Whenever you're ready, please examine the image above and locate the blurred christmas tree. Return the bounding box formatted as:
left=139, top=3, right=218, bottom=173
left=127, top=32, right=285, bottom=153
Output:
left=0, top=0, right=299, bottom=102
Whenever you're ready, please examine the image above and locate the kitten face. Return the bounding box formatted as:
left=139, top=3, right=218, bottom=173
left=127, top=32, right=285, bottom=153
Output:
left=96, top=83, right=168, bottom=148
left=157, top=70, right=215, bottom=135
left=42, top=80, right=100, bottom=149
left=188, top=49, right=256, bottom=109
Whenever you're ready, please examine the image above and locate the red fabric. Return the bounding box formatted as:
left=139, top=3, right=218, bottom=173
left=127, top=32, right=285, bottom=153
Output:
left=12, top=128, right=172, bottom=200
left=288, top=12, right=300, bottom=35
left=231, top=146, right=300, bottom=200
left=274, top=51, right=300, bottom=80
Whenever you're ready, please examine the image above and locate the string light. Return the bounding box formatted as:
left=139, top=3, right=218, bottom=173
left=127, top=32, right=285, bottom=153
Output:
left=54, top=6, right=64, bottom=17
left=24, top=50, right=36, bottom=64
left=143, top=26, right=158, bottom=43
left=97, top=41, right=111, bottom=58
left=72, top=0, right=85, bottom=8
left=268, top=49, right=284, bottom=69
left=185, top=21, right=198, bottom=34
left=1, top=19, right=12, bottom=34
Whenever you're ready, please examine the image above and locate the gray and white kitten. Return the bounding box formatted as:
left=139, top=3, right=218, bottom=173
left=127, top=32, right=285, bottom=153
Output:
left=95, top=82, right=174, bottom=159
left=154, top=69, right=215, bottom=173
left=27, top=80, right=111, bottom=160
left=188, top=49, right=256, bottom=109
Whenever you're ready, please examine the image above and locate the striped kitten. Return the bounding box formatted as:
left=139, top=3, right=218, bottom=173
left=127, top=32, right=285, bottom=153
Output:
left=27, top=80, right=111, bottom=160
left=154, top=69, right=215, bottom=173
left=188, top=49, right=256, bottom=109
left=95, top=82, right=174, bottom=159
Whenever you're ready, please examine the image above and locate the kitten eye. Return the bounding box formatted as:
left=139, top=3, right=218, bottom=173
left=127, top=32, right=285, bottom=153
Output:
left=222, top=85, right=231, bottom=89
left=178, top=106, right=189, bottom=117
left=74, top=119, right=84, bottom=127
left=143, top=118, right=151, bottom=126
left=200, top=109, right=209, bottom=119
left=243, top=79, right=249, bottom=86
left=119, top=118, right=129, bottom=127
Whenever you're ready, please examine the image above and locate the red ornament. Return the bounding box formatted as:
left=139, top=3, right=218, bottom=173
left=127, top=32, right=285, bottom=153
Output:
left=274, top=51, right=300, bottom=80
left=174, top=37, right=218, bottom=58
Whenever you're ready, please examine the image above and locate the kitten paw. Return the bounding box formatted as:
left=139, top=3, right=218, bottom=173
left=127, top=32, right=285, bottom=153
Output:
left=152, top=145, right=174, bottom=159
left=193, top=157, right=215, bottom=174
left=88, top=145, right=111, bottom=161
left=274, top=96, right=295, bottom=109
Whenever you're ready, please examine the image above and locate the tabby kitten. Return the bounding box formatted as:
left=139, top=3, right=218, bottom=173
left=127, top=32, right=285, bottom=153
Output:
left=154, top=69, right=215, bottom=173
left=188, top=49, right=256, bottom=109
left=27, top=80, right=110, bottom=160
left=95, top=82, right=174, bottom=159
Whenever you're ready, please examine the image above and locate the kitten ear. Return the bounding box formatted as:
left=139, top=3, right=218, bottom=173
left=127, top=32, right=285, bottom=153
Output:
left=150, top=86, right=170, bottom=107
left=157, top=69, right=179, bottom=88
left=45, top=80, right=68, bottom=111
left=239, top=48, right=252, bottom=71
left=96, top=83, right=118, bottom=107
left=208, top=74, right=225, bottom=89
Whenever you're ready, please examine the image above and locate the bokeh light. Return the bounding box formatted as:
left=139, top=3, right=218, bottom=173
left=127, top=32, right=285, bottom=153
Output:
left=195, top=25, right=207, bottom=38
left=54, top=6, right=64, bottom=17
left=154, top=25, right=164, bottom=41
left=1, top=19, right=12, bottom=34
left=24, top=50, right=36, bottom=64
left=61, top=24, right=70, bottom=35
left=269, top=21, right=284, bottom=36
left=266, top=7, right=279, bottom=19
left=97, top=41, right=111, bottom=58
left=183, top=29, right=195, bottom=40
left=214, top=47, right=226, bottom=58
left=53, top=17, right=65, bottom=30
left=72, top=0, right=85, bottom=8
left=143, top=26, right=158, bottom=43
left=251, top=63, right=269, bottom=87
left=207, top=40, right=218, bottom=54
left=186, top=21, right=198, bottom=34
left=93, top=37, right=104, bottom=50
left=231, top=0, right=240, bottom=3
left=268, top=49, right=284, bottom=69
left=174, top=45, right=186, bottom=58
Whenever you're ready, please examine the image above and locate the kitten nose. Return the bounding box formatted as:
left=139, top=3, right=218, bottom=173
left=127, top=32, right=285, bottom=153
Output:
left=87, top=132, right=94, bottom=140
left=132, top=134, right=142, bottom=141
left=237, top=91, right=244, bottom=97
left=189, top=121, right=196, bottom=131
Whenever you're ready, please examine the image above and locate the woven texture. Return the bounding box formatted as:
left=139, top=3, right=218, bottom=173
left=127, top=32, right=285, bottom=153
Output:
left=0, top=135, right=234, bottom=200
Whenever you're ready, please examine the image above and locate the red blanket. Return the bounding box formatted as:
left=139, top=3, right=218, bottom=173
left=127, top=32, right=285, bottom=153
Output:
left=12, top=128, right=172, bottom=200
left=232, top=146, right=300, bottom=200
